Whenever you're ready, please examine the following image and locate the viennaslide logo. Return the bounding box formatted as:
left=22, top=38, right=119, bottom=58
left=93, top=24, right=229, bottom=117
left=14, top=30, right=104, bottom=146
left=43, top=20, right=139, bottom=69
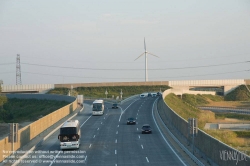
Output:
left=220, top=150, right=247, bottom=165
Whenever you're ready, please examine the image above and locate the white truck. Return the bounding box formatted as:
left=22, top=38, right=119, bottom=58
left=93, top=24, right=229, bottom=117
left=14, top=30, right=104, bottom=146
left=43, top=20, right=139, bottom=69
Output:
left=77, top=95, right=84, bottom=106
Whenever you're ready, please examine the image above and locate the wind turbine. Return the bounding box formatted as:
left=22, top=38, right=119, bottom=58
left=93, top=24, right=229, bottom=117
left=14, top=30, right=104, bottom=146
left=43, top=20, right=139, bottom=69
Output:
left=134, top=38, right=159, bottom=82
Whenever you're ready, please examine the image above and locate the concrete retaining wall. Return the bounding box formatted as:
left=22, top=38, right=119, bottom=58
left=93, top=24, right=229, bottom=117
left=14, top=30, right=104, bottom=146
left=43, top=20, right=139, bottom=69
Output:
left=162, top=89, right=215, bottom=97
left=159, top=90, right=250, bottom=166
left=218, top=124, right=250, bottom=130
left=0, top=94, right=77, bottom=163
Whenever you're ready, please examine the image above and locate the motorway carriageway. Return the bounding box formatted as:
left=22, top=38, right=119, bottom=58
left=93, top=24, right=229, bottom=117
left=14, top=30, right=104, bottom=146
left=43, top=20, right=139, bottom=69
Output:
left=18, top=97, right=197, bottom=166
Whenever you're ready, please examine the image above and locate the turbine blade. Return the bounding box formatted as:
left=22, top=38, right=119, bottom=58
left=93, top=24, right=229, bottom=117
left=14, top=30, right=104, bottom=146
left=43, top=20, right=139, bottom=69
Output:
left=144, top=37, right=146, bottom=51
left=147, top=52, right=159, bottom=58
left=134, top=52, right=145, bottom=61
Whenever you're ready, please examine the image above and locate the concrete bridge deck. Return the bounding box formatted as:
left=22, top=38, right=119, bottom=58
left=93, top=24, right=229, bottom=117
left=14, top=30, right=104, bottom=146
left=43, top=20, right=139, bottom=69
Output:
left=1, top=79, right=249, bottom=95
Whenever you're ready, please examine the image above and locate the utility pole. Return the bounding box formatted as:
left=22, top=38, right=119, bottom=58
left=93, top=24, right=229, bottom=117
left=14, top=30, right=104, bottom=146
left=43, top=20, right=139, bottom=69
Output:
left=16, top=54, right=22, bottom=85
left=105, top=89, right=108, bottom=99
left=120, top=89, right=123, bottom=100
left=0, top=80, right=3, bottom=93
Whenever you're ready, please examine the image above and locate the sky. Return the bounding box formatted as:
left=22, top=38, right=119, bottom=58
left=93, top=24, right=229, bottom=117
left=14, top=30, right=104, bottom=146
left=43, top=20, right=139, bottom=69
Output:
left=0, top=0, right=250, bottom=85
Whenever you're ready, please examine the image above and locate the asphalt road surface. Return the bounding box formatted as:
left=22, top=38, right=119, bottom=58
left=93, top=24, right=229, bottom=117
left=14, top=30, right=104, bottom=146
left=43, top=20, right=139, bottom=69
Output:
left=17, top=97, right=193, bottom=166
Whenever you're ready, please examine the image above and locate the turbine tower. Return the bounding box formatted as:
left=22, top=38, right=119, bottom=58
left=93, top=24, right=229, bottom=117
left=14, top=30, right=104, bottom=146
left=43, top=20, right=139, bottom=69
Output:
left=134, top=38, right=159, bottom=82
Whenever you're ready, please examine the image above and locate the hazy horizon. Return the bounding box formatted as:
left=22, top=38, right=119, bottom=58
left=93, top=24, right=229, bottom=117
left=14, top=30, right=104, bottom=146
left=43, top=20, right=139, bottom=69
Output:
left=1, top=0, right=250, bottom=85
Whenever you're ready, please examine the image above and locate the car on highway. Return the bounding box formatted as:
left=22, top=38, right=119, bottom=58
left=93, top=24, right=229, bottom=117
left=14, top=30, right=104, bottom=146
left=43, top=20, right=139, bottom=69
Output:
left=140, top=93, right=147, bottom=98
left=141, top=124, right=152, bottom=134
left=157, top=92, right=162, bottom=96
left=152, top=93, right=156, bottom=97
left=112, top=103, right=118, bottom=109
left=148, top=93, right=152, bottom=97
left=127, top=118, right=136, bottom=125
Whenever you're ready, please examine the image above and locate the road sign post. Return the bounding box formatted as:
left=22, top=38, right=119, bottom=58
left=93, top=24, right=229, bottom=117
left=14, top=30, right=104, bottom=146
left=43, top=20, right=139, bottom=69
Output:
left=120, top=89, right=123, bottom=100
left=9, top=123, right=19, bottom=152
left=105, top=89, right=108, bottom=99
left=188, top=118, right=198, bottom=154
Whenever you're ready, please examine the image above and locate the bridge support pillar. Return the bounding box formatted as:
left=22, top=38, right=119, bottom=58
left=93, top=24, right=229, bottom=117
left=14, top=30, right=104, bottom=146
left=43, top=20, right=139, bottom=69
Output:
left=224, top=85, right=240, bottom=96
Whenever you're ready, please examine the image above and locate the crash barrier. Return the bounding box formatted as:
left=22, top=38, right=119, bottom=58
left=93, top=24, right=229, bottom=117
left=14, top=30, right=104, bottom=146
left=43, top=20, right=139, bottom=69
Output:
left=0, top=94, right=77, bottom=162
left=158, top=91, right=250, bottom=166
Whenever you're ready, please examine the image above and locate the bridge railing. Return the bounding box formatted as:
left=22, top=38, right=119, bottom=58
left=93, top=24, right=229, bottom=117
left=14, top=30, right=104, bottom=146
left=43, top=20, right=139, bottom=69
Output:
left=1, top=84, right=54, bottom=92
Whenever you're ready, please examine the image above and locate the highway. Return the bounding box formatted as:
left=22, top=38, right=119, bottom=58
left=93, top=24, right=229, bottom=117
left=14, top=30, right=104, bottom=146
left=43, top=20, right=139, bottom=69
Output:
left=17, top=97, right=195, bottom=166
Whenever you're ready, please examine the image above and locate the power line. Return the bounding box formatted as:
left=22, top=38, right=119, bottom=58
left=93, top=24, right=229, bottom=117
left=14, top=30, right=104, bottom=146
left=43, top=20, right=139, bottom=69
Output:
left=22, top=71, right=139, bottom=80
left=0, top=63, right=15, bottom=65
left=20, top=53, right=250, bottom=63
left=21, top=61, right=249, bottom=71
left=22, top=69, right=249, bottom=80
left=162, top=70, right=246, bottom=79
left=0, top=71, right=15, bottom=74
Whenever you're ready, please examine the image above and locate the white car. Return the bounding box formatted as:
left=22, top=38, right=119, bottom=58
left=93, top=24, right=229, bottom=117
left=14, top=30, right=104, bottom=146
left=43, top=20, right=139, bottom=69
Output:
left=140, top=93, right=147, bottom=98
left=152, top=93, right=157, bottom=97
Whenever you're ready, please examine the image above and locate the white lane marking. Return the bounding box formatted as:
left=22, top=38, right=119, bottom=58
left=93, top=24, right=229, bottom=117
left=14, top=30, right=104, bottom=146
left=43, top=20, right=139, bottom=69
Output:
left=115, top=150, right=117, bottom=154
left=117, top=125, right=119, bottom=127
left=49, top=151, right=61, bottom=166
left=106, top=114, right=108, bottom=115
left=97, top=128, right=99, bottom=130
left=89, top=144, right=92, bottom=148
left=101, top=122, right=103, bottom=124
left=119, top=99, right=139, bottom=122
left=80, top=115, right=92, bottom=128
left=85, top=155, right=88, bottom=162
left=115, top=164, right=117, bottom=166
left=138, top=135, right=140, bottom=139
left=116, top=131, right=118, bottom=134
left=146, top=157, right=149, bottom=163
left=136, top=117, right=137, bottom=119
left=141, top=145, right=144, bottom=149
left=104, top=117, right=106, bottom=119
left=137, top=128, right=138, bottom=131
left=152, top=99, right=187, bottom=166
left=115, top=139, right=117, bottom=143
left=93, top=135, right=96, bottom=138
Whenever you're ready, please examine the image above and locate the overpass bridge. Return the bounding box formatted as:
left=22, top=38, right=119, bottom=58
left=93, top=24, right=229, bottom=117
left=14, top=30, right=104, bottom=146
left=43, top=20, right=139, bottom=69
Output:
left=0, top=84, right=54, bottom=94
left=1, top=79, right=250, bottom=95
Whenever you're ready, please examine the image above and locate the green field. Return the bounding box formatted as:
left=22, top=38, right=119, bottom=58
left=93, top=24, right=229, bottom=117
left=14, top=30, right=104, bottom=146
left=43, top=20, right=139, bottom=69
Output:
left=0, top=98, right=70, bottom=123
